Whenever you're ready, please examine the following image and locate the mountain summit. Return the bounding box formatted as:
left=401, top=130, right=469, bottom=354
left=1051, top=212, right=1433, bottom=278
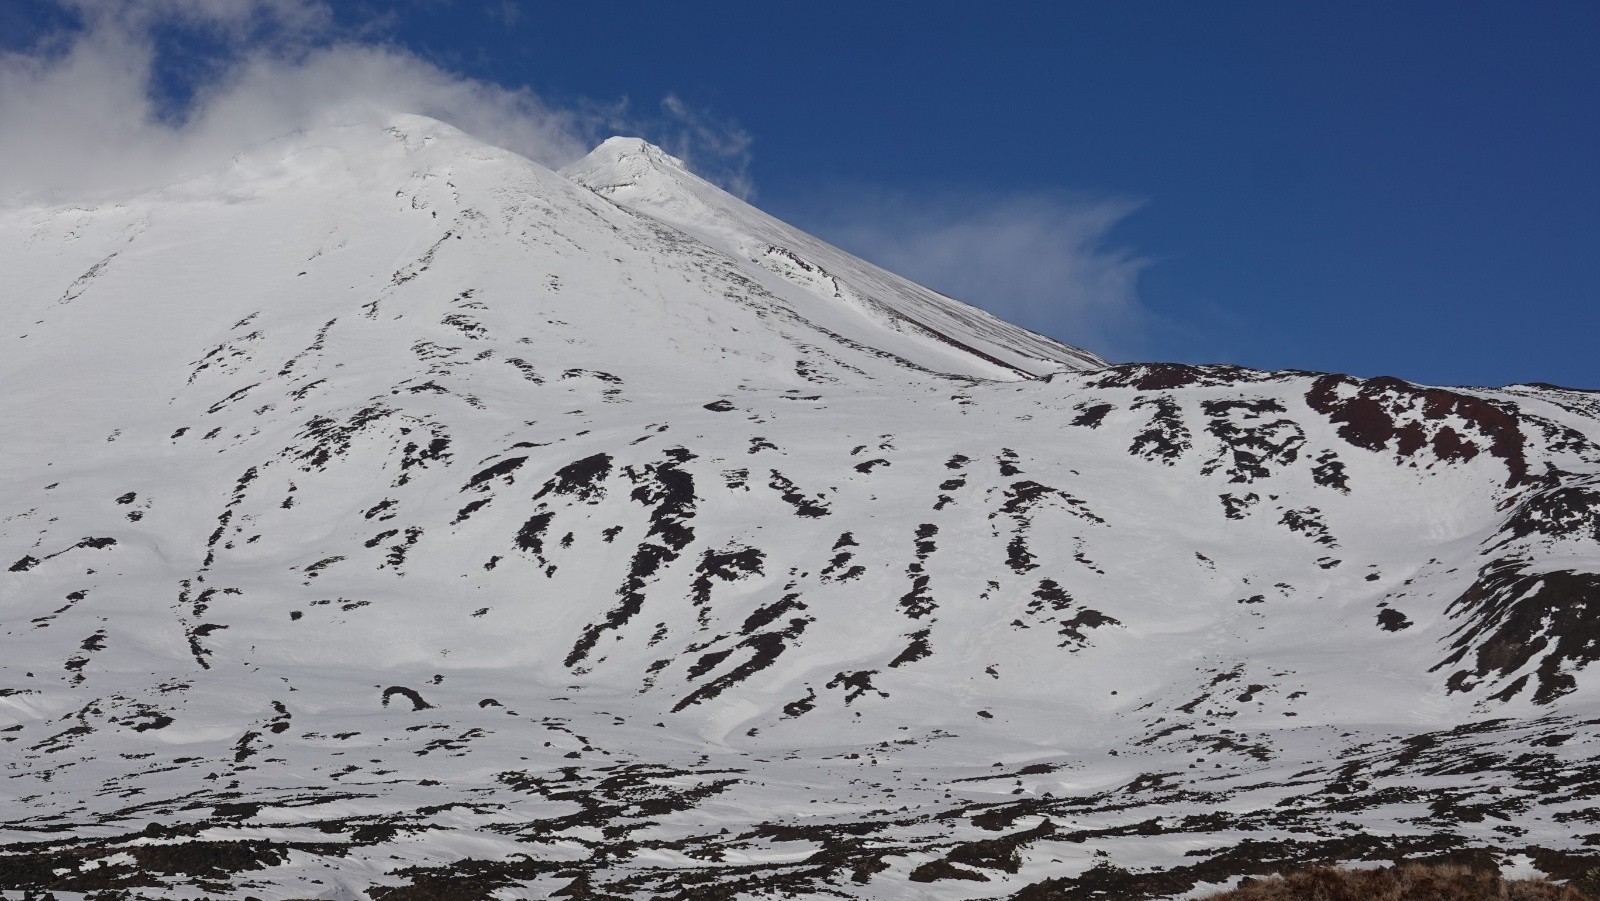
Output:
left=2, top=115, right=1599, bottom=899
left=562, top=133, right=1105, bottom=379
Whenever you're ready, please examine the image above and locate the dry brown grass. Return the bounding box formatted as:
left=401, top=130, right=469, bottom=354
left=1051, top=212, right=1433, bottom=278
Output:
left=1200, top=863, right=1594, bottom=901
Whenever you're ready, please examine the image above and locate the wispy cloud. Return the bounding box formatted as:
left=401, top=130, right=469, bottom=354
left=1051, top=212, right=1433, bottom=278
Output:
left=57, top=0, right=336, bottom=37
left=0, top=1, right=748, bottom=204
left=802, top=191, right=1151, bottom=359
left=485, top=1, right=522, bottom=29
left=655, top=94, right=755, bottom=199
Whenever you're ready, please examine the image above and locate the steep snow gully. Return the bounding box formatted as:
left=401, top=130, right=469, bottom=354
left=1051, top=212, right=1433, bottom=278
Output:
left=2, top=116, right=1599, bottom=899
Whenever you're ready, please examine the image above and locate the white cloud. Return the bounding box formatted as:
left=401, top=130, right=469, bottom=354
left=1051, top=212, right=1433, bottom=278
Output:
left=0, top=1, right=741, bottom=204
left=803, top=192, right=1151, bottom=359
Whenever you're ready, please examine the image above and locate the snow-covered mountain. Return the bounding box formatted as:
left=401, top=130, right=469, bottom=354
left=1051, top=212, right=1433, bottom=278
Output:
left=2, top=115, right=1598, bottom=900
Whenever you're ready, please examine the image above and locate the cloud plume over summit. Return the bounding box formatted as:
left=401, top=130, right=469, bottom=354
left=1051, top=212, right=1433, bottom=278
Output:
left=0, top=0, right=588, bottom=203
left=0, top=1, right=755, bottom=205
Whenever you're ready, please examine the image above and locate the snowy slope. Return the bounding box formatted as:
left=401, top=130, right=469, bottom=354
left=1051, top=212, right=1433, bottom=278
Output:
left=561, top=137, right=1105, bottom=379
left=1, top=115, right=1599, bottom=900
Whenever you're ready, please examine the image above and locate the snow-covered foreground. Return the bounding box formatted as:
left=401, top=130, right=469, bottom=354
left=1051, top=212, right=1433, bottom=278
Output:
left=2, top=116, right=1598, bottom=899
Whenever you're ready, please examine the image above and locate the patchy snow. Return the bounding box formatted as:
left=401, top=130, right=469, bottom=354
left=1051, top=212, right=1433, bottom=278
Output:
left=1, top=114, right=1598, bottom=898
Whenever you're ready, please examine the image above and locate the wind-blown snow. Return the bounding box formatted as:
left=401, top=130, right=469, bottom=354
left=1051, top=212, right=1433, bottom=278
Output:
left=1, top=115, right=1599, bottom=899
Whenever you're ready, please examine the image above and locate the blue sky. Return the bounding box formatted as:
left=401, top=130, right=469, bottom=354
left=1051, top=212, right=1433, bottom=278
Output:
left=5, top=1, right=1596, bottom=388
